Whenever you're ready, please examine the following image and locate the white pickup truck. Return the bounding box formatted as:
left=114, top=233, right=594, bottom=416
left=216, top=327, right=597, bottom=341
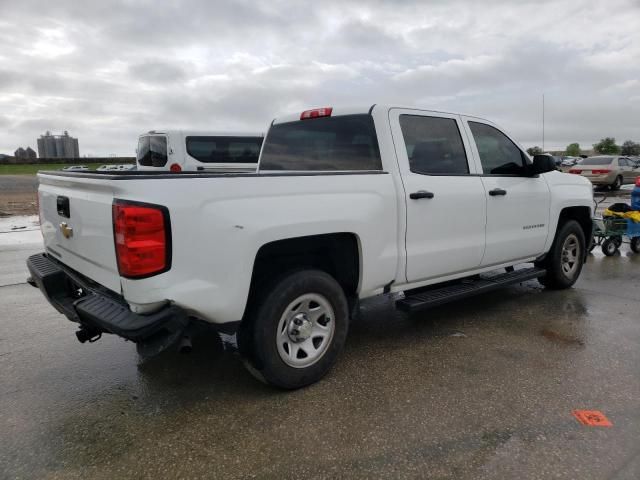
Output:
left=28, top=105, right=594, bottom=389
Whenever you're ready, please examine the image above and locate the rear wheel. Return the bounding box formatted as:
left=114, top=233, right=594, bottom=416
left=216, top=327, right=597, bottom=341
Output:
left=240, top=269, right=349, bottom=389
left=610, top=176, right=623, bottom=191
left=630, top=237, right=640, bottom=254
left=537, top=220, right=585, bottom=289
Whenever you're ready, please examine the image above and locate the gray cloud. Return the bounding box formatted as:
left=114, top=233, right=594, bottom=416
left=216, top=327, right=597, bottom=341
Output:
left=1, top=0, right=639, bottom=155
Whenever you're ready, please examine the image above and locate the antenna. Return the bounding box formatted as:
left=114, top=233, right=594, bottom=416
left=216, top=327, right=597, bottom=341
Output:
left=542, top=93, right=545, bottom=152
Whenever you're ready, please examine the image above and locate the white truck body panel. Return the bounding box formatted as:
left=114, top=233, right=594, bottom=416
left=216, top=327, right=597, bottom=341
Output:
left=37, top=104, right=594, bottom=326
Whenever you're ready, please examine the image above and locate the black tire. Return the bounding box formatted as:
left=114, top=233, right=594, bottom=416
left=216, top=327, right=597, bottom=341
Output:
left=602, top=238, right=617, bottom=256
left=240, top=269, right=349, bottom=389
left=536, top=220, right=585, bottom=289
left=610, top=176, right=622, bottom=191
left=630, top=237, right=640, bottom=254
left=611, top=235, right=623, bottom=248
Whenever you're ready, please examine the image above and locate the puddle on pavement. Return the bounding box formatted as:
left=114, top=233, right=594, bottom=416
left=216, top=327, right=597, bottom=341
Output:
left=539, top=328, right=584, bottom=346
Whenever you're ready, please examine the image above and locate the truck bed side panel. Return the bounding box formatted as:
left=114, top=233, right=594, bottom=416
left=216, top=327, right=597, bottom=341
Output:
left=116, top=173, right=398, bottom=323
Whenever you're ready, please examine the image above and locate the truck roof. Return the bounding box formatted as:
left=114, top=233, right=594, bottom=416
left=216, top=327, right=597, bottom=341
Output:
left=271, top=104, right=493, bottom=125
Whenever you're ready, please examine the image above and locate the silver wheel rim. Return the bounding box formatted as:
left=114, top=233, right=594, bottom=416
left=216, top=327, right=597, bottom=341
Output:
left=561, top=233, right=580, bottom=277
left=276, top=293, right=335, bottom=368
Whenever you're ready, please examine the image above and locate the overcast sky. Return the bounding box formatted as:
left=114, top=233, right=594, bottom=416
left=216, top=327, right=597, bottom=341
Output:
left=1, top=0, right=639, bottom=156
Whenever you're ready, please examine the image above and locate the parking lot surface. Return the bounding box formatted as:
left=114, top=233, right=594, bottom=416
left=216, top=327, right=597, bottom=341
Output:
left=1, top=240, right=639, bottom=479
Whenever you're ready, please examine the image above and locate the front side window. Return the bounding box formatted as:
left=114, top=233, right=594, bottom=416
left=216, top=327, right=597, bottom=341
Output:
left=186, top=136, right=263, bottom=164
left=399, top=115, right=469, bottom=175
left=468, top=122, right=527, bottom=175
left=260, top=114, right=382, bottom=171
left=137, top=135, right=168, bottom=167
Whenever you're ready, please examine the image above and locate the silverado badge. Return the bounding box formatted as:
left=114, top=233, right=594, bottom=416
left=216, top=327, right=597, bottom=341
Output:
left=59, top=222, right=74, bottom=239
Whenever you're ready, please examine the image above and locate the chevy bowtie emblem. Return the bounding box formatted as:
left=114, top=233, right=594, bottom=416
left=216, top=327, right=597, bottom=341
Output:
left=59, top=222, right=74, bottom=239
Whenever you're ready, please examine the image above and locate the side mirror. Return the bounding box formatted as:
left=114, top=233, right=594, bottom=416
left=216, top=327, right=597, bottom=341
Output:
left=530, top=154, right=557, bottom=175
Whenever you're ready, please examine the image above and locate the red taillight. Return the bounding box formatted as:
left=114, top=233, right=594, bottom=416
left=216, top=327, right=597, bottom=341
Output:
left=300, top=107, right=333, bottom=120
left=112, top=201, right=170, bottom=278
left=591, top=169, right=610, bottom=174
left=569, top=169, right=581, bottom=174
left=169, top=163, right=182, bottom=173
left=636, top=177, right=640, bottom=187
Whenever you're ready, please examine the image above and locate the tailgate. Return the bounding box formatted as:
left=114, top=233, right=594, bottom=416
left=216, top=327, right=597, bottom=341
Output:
left=38, top=173, right=121, bottom=293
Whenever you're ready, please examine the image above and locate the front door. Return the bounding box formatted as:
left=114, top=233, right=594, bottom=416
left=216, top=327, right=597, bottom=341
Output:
left=390, top=109, right=487, bottom=283
left=462, top=118, right=550, bottom=266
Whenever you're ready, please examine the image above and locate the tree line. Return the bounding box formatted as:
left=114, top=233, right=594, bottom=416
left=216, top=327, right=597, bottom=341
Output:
left=526, top=139, right=640, bottom=157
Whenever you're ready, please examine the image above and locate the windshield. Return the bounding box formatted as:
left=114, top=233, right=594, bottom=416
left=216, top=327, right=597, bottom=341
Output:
left=580, top=156, right=613, bottom=166
left=260, top=114, right=382, bottom=171
left=137, top=135, right=168, bottom=167
left=186, top=136, right=262, bottom=164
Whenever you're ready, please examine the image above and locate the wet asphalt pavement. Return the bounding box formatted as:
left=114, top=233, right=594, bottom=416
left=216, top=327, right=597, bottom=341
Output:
left=1, top=241, right=639, bottom=479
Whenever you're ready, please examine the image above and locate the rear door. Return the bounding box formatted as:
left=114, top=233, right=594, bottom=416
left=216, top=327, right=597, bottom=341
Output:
left=462, top=118, right=550, bottom=266
left=136, top=134, right=169, bottom=171
left=389, top=109, right=486, bottom=282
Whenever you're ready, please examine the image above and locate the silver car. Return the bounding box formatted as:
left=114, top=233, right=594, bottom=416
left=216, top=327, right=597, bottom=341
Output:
left=569, top=156, right=639, bottom=190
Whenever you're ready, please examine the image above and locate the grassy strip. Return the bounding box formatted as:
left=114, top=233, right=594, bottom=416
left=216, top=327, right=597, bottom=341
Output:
left=0, top=163, right=129, bottom=175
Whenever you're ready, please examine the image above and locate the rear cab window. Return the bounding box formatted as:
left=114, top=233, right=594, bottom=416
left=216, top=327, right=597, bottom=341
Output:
left=186, top=136, right=263, bottom=164
left=137, top=135, right=168, bottom=167
left=580, top=156, right=614, bottom=166
left=399, top=115, right=469, bottom=175
left=260, top=114, right=382, bottom=171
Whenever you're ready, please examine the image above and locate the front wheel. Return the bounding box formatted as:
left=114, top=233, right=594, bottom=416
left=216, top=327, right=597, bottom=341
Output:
left=601, top=238, right=617, bottom=256
left=537, top=220, right=585, bottom=289
left=630, top=237, right=640, bottom=254
left=240, top=270, right=349, bottom=389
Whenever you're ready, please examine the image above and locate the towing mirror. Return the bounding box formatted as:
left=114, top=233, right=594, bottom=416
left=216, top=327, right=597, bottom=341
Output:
left=530, top=155, right=557, bottom=175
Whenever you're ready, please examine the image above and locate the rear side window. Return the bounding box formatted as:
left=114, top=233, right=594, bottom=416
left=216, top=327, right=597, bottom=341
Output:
left=186, top=136, right=263, bottom=164
left=137, top=135, right=168, bottom=167
left=399, top=115, right=469, bottom=175
left=260, top=114, right=382, bottom=171
left=468, top=122, right=527, bottom=175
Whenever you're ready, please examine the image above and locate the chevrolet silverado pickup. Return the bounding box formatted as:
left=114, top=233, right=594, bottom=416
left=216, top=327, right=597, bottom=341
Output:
left=28, top=105, right=594, bottom=389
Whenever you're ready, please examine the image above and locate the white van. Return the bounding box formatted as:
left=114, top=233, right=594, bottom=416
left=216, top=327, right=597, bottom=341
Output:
left=136, top=131, right=264, bottom=172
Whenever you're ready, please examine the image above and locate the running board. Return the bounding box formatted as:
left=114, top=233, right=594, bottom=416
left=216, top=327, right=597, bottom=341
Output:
left=396, top=267, right=546, bottom=313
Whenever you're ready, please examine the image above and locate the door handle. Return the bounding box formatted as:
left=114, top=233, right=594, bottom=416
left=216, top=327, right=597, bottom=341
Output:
left=489, top=188, right=507, bottom=196
left=410, top=190, right=435, bottom=200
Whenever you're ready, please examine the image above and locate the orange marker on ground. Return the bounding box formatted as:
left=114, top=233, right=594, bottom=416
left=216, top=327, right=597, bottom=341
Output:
left=572, top=410, right=612, bottom=427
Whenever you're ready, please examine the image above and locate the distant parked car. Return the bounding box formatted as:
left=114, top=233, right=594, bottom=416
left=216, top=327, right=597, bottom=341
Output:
left=543, top=154, right=562, bottom=166
left=569, top=156, right=639, bottom=190
left=561, top=156, right=580, bottom=167
left=97, top=164, right=136, bottom=172
left=61, top=165, right=89, bottom=171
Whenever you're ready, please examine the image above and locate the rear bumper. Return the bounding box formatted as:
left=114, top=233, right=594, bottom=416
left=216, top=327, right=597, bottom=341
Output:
left=26, top=253, right=188, bottom=342
left=582, top=174, right=615, bottom=185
